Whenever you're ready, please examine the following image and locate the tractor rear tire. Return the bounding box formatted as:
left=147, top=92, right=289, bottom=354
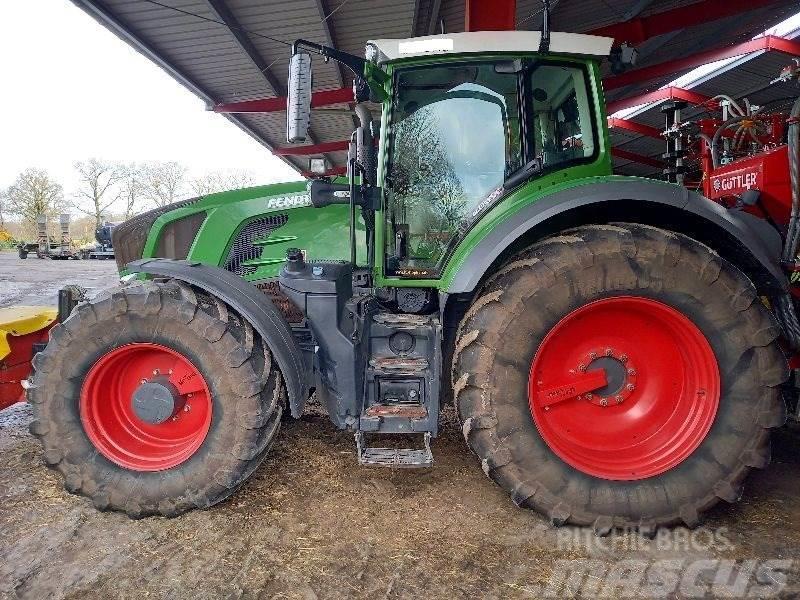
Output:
left=452, top=223, right=787, bottom=532
left=28, top=280, right=286, bottom=517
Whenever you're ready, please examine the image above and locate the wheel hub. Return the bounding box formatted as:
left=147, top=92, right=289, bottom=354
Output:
left=80, top=343, right=212, bottom=472
left=576, top=350, right=638, bottom=406
left=131, top=378, right=184, bottom=424
left=528, top=296, right=720, bottom=481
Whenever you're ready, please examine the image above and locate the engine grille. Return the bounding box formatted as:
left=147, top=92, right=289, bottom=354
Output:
left=223, top=214, right=289, bottom=276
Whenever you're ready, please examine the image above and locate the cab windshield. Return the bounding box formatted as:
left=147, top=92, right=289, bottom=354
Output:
left=385, top=59, right=596, bottom=278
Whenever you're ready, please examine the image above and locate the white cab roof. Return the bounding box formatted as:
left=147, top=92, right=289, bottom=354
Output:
left=367, top=31, right=614, bottom=64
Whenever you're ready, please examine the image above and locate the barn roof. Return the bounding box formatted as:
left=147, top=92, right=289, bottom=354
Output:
left=71, top=0, right=800, bottom=176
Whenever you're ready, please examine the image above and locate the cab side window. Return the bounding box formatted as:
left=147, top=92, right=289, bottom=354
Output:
left=529, top=65, right=595, bottom=170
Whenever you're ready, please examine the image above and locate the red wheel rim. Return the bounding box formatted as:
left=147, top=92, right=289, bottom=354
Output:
left=528, top=297, right=720, bottom=480
left=80, top=343, right=212, bottom=471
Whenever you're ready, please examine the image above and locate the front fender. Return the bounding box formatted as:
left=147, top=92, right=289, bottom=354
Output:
left=127, top=259, right=308, bottom=417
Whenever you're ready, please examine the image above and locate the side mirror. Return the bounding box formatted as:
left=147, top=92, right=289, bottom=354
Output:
left=287, top=52, right=312, bottom=143
left=309, top=180, right=380, bottom=209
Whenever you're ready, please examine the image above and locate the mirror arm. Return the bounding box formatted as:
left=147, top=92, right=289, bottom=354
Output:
left=293, top=39, right=369, bottom=98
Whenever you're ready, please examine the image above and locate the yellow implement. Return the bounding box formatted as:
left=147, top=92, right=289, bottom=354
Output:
left=0, top=307, right=58, bottom=360
left=0, top=306, right=58, bottom=410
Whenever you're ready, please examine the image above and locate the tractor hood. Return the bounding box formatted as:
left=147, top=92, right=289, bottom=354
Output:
left=115, top=180, right=359, bottom=282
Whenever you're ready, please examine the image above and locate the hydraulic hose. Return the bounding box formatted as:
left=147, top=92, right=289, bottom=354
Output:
left=711, top=95, right=746, bottom=117
left=775, top=96, right=800, bottom=350
left=774, top=294, right=800, bottom=350
left=783, top=97, right=800, bottom=264
left=710, top=116, right=750, bottom=168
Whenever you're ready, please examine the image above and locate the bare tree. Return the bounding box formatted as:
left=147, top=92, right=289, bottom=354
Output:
left=142, top=161, right=187, bottom=207
left=0, top=188, right=7, bottom=230
left=73, top=159, right=125, bottom=228
left=120, top=164, right=146, bottom=220
left=189, top=169, right=256, bottom=196
left=5, top=168, right=65, bottom=237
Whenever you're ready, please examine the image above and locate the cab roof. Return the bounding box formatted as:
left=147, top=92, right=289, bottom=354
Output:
left=367, top=31, right=614, bottom=64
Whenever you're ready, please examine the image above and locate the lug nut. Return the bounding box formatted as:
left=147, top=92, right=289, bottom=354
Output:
left=153, top=369, right=160, bottom=376
left=605, top=348, right=613, bottom=356
left=615, top=395, right=623, bottom=404
left=600, top=398, right=608, bottom=407
left=589, top=352, right=597, bottom=359
left=620, top=354, right=628, bottom=362
left=627, top=368, right=636, bottom=376
left=184, top=404, right=190, bottom=412
left=626, top=383, right=635, bottom=391
left=586, top=393, right=593, bottom=400
left=578, top=364, right=586, bottom=372
left=140, top=378, right=147, bottom=384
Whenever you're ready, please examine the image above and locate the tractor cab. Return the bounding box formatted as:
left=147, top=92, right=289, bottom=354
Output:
left=286, top=30, right=612, bottom=283
left=278, top=30, right=614, bottom=464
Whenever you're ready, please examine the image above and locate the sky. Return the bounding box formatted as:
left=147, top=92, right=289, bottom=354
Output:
left=0, top=0, right=298, bottom=199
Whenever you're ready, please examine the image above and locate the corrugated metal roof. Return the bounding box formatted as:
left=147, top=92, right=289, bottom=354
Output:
left=610, top=32, right=800, bottom=176
left=71, top=0, right=799, bottom=175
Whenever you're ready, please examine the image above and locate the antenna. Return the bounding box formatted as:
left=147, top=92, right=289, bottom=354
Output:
left=539, top=0, right=551, bottom=53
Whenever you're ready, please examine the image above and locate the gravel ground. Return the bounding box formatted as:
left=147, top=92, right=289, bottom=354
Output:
left=1, top=250, right=799, bottom=599
left=0, top=251, right=120, bottom=308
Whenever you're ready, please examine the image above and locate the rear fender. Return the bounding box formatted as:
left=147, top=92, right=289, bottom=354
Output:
left=446, top=180, right=787, bottom=295
left=127, top=259, right=308, bottom=417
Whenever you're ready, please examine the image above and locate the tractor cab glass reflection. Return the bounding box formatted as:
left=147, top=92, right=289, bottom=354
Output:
left=385, top=61, right=595, bottom=277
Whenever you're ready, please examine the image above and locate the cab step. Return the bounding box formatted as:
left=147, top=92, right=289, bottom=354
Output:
left=369, top=356, right=428, bottom=374
left=373, top=313, right=430, bottom=329
left=364, top=403, right=428, bottom=419
left=355, top=432, right=433, bottom=468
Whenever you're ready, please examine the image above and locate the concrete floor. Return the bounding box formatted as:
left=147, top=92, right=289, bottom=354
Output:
left=1, top=250, right=799, bottom=599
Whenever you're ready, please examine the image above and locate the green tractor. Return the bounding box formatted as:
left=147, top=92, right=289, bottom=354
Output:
left=30, top=18, right=797, bottom=533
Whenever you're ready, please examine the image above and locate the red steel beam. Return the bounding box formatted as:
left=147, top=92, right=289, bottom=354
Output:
left=274, top=140, right=350, bottom=156
left=605, top=35, right=800, bottom=91
left=465, top=0, right=516, bottom=31
left=590, top=0, right=781, bottom=46
left=213, top=87, right=354, bottom=113
left=611, top=147, right=663, bottom=169
left=607, top=86, right=717, bottom=115
left=607, top=117, right=663, bottom=139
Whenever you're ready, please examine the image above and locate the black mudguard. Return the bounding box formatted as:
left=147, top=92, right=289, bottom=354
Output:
left=127, top=259, right=308, bottom=417
left=446, top=179, right=787, bottom=295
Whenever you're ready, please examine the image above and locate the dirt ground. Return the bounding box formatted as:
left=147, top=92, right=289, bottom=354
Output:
left=1, top=250, right=800, bottom=599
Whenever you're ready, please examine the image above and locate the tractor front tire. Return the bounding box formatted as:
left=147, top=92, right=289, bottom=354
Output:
left=453, top=223, right=787, bottom=532
left=29, top=280, right=285, bottom=517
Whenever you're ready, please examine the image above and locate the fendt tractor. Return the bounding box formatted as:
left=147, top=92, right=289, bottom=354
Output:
left=25, top=7, right=800, bottom=533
